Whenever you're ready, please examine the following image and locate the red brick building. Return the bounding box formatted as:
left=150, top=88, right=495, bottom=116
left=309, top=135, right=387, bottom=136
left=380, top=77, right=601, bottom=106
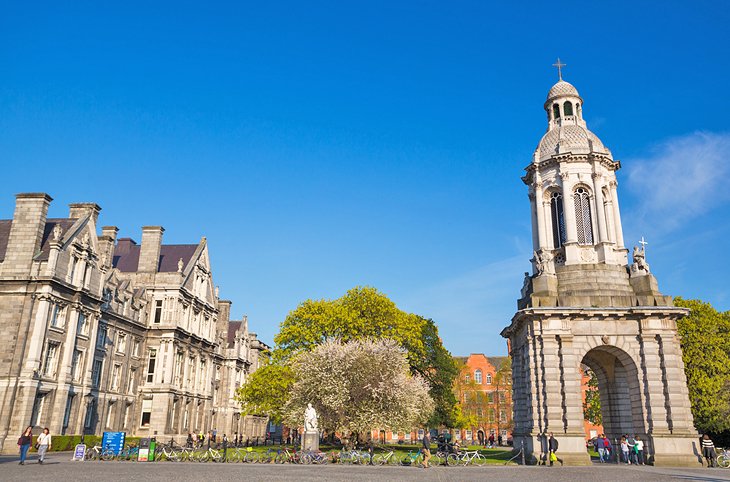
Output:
left=453, top=354, right=512, bottom=445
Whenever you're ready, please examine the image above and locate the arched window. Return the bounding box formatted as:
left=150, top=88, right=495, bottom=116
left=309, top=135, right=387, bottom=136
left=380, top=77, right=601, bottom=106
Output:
left=550, top=192, right=566, bottom=248
left=465, top=373, right=470, bottom=383
left=475, top=369, right=483, bottom=384
left=574, top=187, right=594, bottom=245
left=552, top=103, right=560, bottom=119
left=563, top=101, right=574, bottom=116
left=486, top=373, right=493, bottom=385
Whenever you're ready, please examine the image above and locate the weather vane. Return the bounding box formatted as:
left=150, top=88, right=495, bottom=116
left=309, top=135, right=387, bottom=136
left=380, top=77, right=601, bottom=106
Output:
left=552, top=58, right=566, bottom=81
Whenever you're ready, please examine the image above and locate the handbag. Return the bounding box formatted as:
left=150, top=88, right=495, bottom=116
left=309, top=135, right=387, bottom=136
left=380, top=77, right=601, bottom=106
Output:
left=550, top=452, right=557, bottom=462
left=34, top=443, right=39, bottom=449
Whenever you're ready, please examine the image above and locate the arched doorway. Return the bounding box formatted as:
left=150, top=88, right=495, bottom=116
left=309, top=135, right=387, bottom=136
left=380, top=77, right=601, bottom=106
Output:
left=581, top=345, right=646, bottom=444
left=477, top=429, right=485, bottom=445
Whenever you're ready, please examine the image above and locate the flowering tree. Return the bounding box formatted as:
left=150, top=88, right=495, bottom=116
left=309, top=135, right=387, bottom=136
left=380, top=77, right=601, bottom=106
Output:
left=283, top=338, right=434, bottom=441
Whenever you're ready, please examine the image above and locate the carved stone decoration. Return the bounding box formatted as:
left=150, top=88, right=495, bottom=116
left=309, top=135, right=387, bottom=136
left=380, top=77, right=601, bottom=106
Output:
left=580, top=248, right=597, bottom=263
left=52, top=223, right=63, bottom=241
left=630, top=245, right=650, bottom=277
left=177, top=257, right=184, bottom=273
left=533, top=249, right=555, bottom=276
left=601, top=335, right=610, bottom=345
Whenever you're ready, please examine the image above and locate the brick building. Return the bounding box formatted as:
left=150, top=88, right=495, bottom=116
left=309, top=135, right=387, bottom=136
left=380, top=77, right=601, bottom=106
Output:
left=0, top=193, right=268, bottom=453
left=453, top=354, right=512, bottom=445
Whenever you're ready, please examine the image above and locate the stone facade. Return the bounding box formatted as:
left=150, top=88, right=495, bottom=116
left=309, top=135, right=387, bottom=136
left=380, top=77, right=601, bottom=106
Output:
left=501, top=79, right=700, bottom=466
left=0, top=193, right=269, bottom=453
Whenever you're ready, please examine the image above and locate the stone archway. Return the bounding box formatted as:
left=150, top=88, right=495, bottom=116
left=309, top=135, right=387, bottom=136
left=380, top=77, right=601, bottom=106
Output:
left=581, top=345, right=645, bottom=443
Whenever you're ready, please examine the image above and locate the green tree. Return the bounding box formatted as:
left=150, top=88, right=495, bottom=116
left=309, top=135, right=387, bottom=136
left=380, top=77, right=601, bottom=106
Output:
left=236, top=287, right=458, bottom=427
left=674, top=298, right=730, bottom=433
left=582, top=367, right=602, bottom=425
left=234, top=362, right=294, bottom=424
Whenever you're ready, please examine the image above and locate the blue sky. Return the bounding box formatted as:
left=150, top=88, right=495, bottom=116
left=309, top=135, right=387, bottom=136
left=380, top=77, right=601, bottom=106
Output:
left=1, top=1, right=729, bottom=356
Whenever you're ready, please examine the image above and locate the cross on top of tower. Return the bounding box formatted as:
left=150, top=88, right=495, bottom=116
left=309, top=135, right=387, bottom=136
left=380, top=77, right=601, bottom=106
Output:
left=639, top=236, right=648, bottom=251
left=552, top=58, right=566, bottom=81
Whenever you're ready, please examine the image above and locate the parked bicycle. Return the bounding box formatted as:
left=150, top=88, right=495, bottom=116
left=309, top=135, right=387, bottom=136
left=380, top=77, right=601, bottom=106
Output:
left=372, top=449, right=399, bottom=465
left=718, top=448, right=730, bottom=468
left=454, top=449, right=487, bottom=466
left=400, top=449, right=424, bottom=466
left=85, top=443, right=116, bottom=461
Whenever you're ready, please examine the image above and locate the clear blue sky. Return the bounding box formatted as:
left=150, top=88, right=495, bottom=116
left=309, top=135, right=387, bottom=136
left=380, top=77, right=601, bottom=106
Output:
left=1, top=1, right=729, bottom=356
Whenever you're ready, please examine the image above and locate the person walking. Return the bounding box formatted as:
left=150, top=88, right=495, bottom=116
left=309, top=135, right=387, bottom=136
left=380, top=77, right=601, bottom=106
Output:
left=595, top=434, right=607, bottom=463
left=620, top=436, right=629, bottom=464
left=221, top=434, right=228, bottom=462
left=604, top=436, right=613, bottom=463
left=421, top=431, right=432, bottom=468
left=17, top=426, right=32, bottom=465
left=701, top=434, right=717, bottom=468
left=627, top=434, right=637, bottom=465
left=37, top=427, right=51, bottom=464
left=548, top=432, right=563, bottom=466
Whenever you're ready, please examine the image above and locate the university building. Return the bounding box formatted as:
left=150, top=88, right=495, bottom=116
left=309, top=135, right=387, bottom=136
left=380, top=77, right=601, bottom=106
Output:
left=0, top=193, right=269, bottom=453
left=453, top=354, right=512, bottom=445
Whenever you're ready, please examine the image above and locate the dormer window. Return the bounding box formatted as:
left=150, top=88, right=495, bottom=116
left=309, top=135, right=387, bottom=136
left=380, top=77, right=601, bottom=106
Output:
left=563, top=101, right=574, bottom=116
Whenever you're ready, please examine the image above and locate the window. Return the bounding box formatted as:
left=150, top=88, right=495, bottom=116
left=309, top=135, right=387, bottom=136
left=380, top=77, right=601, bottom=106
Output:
left=71, top=349, right=84, bottom=381
left=132, top=338, right=141, bottom=357
left=106, top=401, right=115, bottom=428
left=128, top=368, right=137, bottom=394
left=77, top=312, right=89, bottom=336
left=487, top=392, right=495, bottom=403
left=174, top=352, right=183, bottom=386
left=91, top=359, right=103, bottom=388
left=464, top=373, right=470, bottom=383
left=563, top=101, right=573, bottom=116
left=49, top=305, right=64, bottom=328
left=122, top=404, right=131, bottom=429
left=96, top=322, right=108, bottom=348
left=486, top=373, right=493, bottom=385
left=62, top=395, right=74, bottom=434
left=146, top=349, right=157, bottom=383
left=489, top=408, right=495, bottom=423
left=574, top=187, right=594, bottom=245
left=153, top=300, right=163, bottom=324
left=500, top=410, right=507, bottom=422
left=474, top=369, right=483, bottom=384
left=84, top=400, right=95, bottom=429
left=42, top=342, right=60, bottom=377
left=198, top=360, right=206, bottom=390
left=499, top=391, right=506, bottom=403
left=550, top=191, right=566, bottom=248
left=117, top=333, right=127, bottom=354
left=31, top=393, right=46, bottom=426
left=141, top=399, right=152, bottom=427
left=111, top=364, right=121, bottom=391
left=552, top=103, right=560, bottom=119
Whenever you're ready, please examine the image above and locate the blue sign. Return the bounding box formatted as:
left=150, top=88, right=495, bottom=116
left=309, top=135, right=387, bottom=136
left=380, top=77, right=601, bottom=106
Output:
left=73, top=444, right=86, bottom=461
left=102, top=431, right=126, bottom=455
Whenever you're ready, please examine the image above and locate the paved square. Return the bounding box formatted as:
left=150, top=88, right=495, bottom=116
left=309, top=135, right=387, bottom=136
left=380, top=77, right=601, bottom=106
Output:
left=2, top=453, right=729, bottom=481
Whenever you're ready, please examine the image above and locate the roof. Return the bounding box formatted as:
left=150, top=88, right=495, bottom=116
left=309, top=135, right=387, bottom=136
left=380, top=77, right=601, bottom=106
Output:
left=227, top=321, right=242, bottom=347
left=536, top=124, right=609, bottom=161
left=112, top=238, right=198, bottom=273
left=0, top=217, right=78, bottom=262
left=547, top=80, right=580, bottom=101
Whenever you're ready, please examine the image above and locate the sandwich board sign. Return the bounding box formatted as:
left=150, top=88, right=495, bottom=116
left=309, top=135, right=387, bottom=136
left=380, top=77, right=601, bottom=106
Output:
left=73, top=443, right=86, bottom=461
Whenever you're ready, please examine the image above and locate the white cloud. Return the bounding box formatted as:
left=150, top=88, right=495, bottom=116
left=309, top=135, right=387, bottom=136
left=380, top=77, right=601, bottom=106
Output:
left=626, top=131, right=730, bottom=231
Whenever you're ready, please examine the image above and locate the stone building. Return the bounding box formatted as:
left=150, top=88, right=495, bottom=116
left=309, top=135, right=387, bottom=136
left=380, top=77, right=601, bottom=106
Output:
left=501, top=73, right=699, bottom=466
left=0, top=193, right=268, bottom=453
left=453, top=354, right=512, bottom=445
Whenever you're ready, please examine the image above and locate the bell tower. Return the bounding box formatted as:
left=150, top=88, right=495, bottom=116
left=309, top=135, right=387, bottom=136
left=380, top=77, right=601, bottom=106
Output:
left=502, top=63, right=699, bottom=467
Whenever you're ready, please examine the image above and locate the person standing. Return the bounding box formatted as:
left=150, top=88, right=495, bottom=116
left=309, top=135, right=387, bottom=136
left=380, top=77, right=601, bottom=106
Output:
left=701, top=434, right=717, bottom=468
left=421, top=431, right=431, bottom=468
left=635, top=436, right=645, bottom=465
left=37, top=428, right=52, bottom=464
left=548, top=432, right=563, bottom=467
left=627, top=434, right=637, bottom=465
left=604, top=436, right=613, bottom=463
left=595, top=434, right=606, bottom=463
left=221, top=434, right=228, bottom=462
left=620, top=436, right=629, bottom=464
left=17, top=426, right=32, bottom=465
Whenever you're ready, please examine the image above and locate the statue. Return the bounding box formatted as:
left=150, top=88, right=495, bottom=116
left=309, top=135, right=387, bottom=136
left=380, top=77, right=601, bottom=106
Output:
left=304, top=403, right=318, bottom=432
left=520, top=272, right=531, bottom=298
left=52, top=223, right=63, bottom=242
left=177, top=258, right=184, bottom=273
left=533, top=249, right=555, bottom=276
left=630, top=245, right=650, bottom=276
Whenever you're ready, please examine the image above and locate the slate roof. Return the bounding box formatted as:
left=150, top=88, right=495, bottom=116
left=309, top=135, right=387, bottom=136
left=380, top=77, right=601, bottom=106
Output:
left=0, top=217, right=78, bottom=262
left=112, top=238, right=198, bottom=273
left=228, top=321, right=242, bottom=347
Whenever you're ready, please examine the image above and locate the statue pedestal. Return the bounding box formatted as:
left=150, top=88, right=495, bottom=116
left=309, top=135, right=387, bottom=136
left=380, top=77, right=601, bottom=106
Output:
left=302, top=431, right=319, bottom=452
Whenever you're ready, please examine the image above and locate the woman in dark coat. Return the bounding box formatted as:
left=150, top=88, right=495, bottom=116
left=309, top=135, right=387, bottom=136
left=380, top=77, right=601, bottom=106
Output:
left=18, top=425, right=32, bottom=465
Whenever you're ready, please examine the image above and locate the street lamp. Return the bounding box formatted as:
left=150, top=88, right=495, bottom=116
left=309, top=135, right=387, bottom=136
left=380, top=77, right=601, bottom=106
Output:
left=82, top=393, right=94, bottom=444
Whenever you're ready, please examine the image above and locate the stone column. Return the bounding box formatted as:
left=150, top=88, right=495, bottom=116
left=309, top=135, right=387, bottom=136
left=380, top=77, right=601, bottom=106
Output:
left=639, top=334, right=671, bottom=434
left=534, top=182, right=548, bottom=250
left=609, top=181, right=625, bottom=248
left=23, top=296, right=51, bottom=376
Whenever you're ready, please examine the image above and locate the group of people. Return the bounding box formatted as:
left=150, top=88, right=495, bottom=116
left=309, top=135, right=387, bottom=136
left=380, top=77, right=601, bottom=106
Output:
left=592, top=433, right=645, bottom=464
left=16, top=426, right=52, bottom=465
left=187, top=429, right=244, bottom=449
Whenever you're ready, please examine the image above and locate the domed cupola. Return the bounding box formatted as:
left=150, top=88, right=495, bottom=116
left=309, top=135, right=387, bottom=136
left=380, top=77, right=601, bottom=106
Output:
left=534, top=68, right=611, bottom=163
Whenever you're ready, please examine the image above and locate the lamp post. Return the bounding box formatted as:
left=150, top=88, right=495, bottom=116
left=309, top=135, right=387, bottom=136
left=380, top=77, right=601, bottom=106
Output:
left=82, top=393, right=94, bottom=444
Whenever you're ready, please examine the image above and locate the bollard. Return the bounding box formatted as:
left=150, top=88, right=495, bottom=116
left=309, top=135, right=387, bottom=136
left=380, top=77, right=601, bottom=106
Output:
left=521, top=440, right=525, bottom=466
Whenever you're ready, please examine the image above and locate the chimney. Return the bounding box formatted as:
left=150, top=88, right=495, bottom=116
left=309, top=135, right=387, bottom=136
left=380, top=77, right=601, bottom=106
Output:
left=98, top=226, right=119, bottom=270
left=1, top=193, right=53, bottom=277
left=69, top=202, right=102, bottom=225
left=138, top=226, right=164, bottom=272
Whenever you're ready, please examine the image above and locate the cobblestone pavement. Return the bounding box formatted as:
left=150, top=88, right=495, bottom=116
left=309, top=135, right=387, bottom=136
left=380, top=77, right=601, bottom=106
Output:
left=1, top=453, right=729, bottom=481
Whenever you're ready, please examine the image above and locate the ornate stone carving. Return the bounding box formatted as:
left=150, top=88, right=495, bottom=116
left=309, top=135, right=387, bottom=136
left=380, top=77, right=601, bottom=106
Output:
left=579, top=248, right=597, bottom=263
left=52, top=223, right=63, bottom=241
left=533, top=249, right=555, bottom=275
left=630, top=245, right=650, bottom=276
left=177, top=258, right=184, bottom=273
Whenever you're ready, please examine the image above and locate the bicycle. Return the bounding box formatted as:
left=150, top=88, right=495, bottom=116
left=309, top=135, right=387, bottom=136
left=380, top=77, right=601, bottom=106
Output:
left=717, top=448, right=730, bottom=468
left=85, top=443, right=116, bottom=461
left=275, top=447, right=301, bottom=464
left=400, top=450, right=424, bottom=467
left=196, top=446, right=225, bottom=462
left=454, top=449, right=487, bottom=466
left=372, top=449, right=399, bottom=466
left=117, top=444, right=139, bottom=461
left=301, top=449, right=328, bottom=464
